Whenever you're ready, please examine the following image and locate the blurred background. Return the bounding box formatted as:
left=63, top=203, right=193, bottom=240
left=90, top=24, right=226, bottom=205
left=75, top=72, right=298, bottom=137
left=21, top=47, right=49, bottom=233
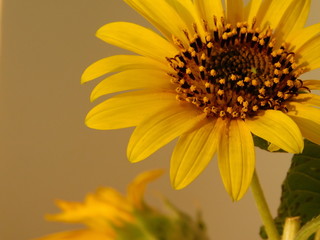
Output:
left=0, top=1, right=319, bottom=239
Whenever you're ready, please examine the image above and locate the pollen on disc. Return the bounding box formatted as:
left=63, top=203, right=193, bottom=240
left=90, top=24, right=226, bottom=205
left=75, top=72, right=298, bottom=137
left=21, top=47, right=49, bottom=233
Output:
left=167, top=19, right=307, bottom=120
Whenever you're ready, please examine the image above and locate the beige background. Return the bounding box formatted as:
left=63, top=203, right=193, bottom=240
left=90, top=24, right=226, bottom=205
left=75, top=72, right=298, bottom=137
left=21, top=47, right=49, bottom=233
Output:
left=0, top=1, right=319, bottom=240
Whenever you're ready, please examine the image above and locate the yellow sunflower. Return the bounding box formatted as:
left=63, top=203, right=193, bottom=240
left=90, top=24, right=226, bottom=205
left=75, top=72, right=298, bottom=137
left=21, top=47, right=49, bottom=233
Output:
left=35, top=170, right=163, bottom=240
left=82, top=0, right=320, bottom=201
left=36, top=170, right=208, bottom=240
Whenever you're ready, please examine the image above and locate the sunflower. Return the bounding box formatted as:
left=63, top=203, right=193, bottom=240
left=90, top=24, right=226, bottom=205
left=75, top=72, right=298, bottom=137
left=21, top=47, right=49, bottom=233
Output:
left=82, top=0, right=320, bottom=201
left=36, top=170, right=208, bottom=240
left=35, top=170, right=163, bottom=240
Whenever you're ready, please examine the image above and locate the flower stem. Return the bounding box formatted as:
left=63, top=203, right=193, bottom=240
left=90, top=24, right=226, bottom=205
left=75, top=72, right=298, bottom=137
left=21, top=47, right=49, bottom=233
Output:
left=251, top=169, right=280, bottom=240
left=282, top=217, right=300, bottom=240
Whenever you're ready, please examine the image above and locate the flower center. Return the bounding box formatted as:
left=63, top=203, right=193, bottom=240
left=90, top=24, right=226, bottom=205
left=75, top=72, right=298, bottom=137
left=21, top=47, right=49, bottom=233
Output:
left=167, top=19, right=306, bottom=119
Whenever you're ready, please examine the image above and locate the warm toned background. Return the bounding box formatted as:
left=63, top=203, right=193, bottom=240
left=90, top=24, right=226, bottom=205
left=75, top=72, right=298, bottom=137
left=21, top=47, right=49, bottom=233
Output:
left=0, top=1, right=319, bottom=240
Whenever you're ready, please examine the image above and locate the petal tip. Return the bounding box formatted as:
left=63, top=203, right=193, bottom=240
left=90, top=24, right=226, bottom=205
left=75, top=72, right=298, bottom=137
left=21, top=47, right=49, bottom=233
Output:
left=80, top=72, right=88, bottom=84
left=171, top=179, right=186, bottom=190
left=89, top=91, right=98, bottom=102
left=126, top=148, right=143, bottom=163
left=170, top=169, right=193, bottom=190
left=227, top=188, right=248, bottom=202
left=95, top=24, right=107, bottom=39
left=297, top=138, right=305, bottom=154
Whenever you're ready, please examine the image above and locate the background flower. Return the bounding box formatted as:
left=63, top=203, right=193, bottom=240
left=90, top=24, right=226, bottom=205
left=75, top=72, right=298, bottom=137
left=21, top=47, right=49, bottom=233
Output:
left=36, top=170, right=208, bottom=240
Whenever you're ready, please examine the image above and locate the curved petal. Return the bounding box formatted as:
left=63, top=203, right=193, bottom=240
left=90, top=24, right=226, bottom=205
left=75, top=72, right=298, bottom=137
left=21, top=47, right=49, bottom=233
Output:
left=287, top=102, right=320, bottom=124
left=94, top=188, right=132, bottom=213
left=303, top=80, right=320, bottom=90
left=296, top=35, right=320, bottom=70
left=170, top=118, right=224, bottom=189
left=218, top=119, right=255, bottom=201
left=287, top=23, right=320, bottom=51
left=60, top=191, right=136, bottom=230
left=96, top=22, right=178, bottom=61
left=291, top=93, right=320, bottom=107
left=194, top=0, right=224, bottom=31
left=123, top=0, right=191, bottom=44
left=287, top=102, right=320, bottom=145
left=127, top=103, right=205, bottom=163
left=267, top=143, right=281, bottom=152
left=81, top=55, right=167, bottom=83
left=225, top=0, right=244, bottom=24
left=90, top=69, right=173, bottom=101
left=167, top=0, right=206, bottom=39
left=258, top=0, right=295, bottom=31
left=86, top=91, right=176, bottom=130
left=35, top=230, right=112, bottom=240
left=245, top=110, right=304, bottom=153
left=127, top=169, right=163, bottom=209
left=245, top=0, right=262, bottom=24
left=49, top=195, right=132, bottom=225
left=290, top=117, right=320, bottom=146
left=274, top=0, right=310, bottom=43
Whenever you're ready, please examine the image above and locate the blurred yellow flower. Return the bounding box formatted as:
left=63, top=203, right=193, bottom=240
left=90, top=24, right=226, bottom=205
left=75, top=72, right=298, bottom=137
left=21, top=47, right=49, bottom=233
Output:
left=83, top=0, right=320, bottom=200
left=36, top=170, right=163, bottom=240
left=36, top=170, right=209, bottom=240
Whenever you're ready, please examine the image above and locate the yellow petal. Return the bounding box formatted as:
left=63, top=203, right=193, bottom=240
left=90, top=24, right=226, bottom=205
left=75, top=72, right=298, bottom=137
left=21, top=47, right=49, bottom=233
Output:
left=86, top=91, right=176, bottom=130
left=287, top=102, right=320, bottom=145
left=54, top=200, right=82, bottom=211
left=287, top=23, right=320, bottom=51
left=258, top=0, right=295, bottom=31
left=287, top=102, right=320, bottom=124
left=291, top=93, right=320, bottom=107
left=218, top=119, right=255, bottom=201
left=35, top=230, right=113, bottom=240
left=303, top=80, right=320, bottom=90
left=127, top=103, right=205, bottom=162
left=123, top=0, right=191, bottom=44
left=127, top=169, right=164, bottom=209
left=95, top=188, right=132, bottom=213
left=96, top=22, right=178, bottom=61
left=49, top=194, right=133, bottom=228
left=81, top=55, right=166, bottom=83
left=296, top=35, right=320, bottom=70
left=245, top=110, right=304, bottom=153
left=225, top=0, right=244, bottom=24
left=267, top=143, right=281, bottom=152
left=171, top=118, right=223, bottom=189
left=48, top=202, right=118, bottom=226
left=290, top=117, right=320, bottom=146
left=245, top=0, right=262, bottom=24
left=83, top=189, right=133, bottom=227
left=194, top=0, right=224, bottom=31
left=167, top=0, right=205, bottom=39
left=90, top=69, right=172, bottom=101
left=274, top=0, right=310, bottom=42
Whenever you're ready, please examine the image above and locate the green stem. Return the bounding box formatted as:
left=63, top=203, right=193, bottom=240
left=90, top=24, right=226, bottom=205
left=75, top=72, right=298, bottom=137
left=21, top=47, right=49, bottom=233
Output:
left=251, top=169, right=280, bottom=240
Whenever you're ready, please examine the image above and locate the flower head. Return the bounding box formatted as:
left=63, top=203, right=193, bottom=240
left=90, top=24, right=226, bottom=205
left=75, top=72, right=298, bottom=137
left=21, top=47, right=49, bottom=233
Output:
left=83, top=0, right=320, bottom=200
left=36, top=170, right=208, bottom=240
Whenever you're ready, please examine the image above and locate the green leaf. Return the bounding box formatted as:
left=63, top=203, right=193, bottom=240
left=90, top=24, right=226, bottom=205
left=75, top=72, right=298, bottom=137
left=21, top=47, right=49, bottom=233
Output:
left=253, top=135, right=270, bottom=151
left=260, top=140, right=320, bottom=239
